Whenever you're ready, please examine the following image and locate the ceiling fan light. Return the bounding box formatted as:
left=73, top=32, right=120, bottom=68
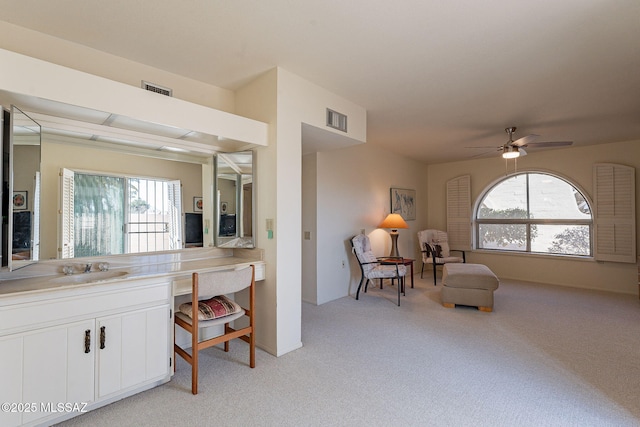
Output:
left=502, top=146, right=520, bottom=159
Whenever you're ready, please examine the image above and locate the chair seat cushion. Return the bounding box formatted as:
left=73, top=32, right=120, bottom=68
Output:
left=179, top=295, right=242, bottom=320
left=368, top=264, right=407, bottom=279
left=427, top=256, right=464, bottom=264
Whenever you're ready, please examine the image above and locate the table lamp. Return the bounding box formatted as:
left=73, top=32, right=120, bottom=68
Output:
left=378, top=213, right=409, bottom=257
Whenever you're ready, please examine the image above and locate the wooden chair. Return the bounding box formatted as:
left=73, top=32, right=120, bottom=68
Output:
left=417, top=230, right=466, bottom=285
left=174, top=265, right=255, bottom=394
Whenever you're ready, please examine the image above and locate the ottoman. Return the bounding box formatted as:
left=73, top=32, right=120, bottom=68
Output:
left=441, top=263, right=499, bottom=312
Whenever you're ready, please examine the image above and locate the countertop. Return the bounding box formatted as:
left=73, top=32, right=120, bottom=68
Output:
left=0, top=247, right=264, bottom=298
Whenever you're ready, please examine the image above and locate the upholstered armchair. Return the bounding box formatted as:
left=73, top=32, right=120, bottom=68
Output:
left=417, top=229, right=466, bottom=285
left=350, top=234, right=407, bottom=306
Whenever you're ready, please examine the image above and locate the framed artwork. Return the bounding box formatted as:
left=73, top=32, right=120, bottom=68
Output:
left=13, top=191, right=28, bottom=211
left=193, top=197, right=203, bottom=212
left=390, top=188, right=416, bottom=220
left=221, top=201, right=228, bottom=214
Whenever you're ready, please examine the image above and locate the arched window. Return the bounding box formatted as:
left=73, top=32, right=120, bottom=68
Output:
left=475, top=172, right=592, bottom=256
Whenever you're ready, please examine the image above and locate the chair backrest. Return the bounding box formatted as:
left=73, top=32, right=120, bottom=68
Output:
left=351, top=234, right=378, bottom=275
left=417, top=229, right=450, bottom=258
left=195, top=265, right=254, bottom=299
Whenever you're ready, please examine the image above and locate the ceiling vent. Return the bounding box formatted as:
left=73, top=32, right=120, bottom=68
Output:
left=326, top=108, right=347, bottom=133
left=141, top=81, right=173, bottom=97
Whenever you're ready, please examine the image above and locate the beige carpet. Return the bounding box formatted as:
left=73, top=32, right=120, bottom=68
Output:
left=57, top=275, right=640, bottom=426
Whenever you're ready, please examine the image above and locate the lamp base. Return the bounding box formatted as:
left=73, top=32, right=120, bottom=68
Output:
left=388, top=231, right=400, bottom=258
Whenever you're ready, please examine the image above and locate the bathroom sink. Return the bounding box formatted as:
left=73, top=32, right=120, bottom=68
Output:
left=51, top=270, right=130, bottom=285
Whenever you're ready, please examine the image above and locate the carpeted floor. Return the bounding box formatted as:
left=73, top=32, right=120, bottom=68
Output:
left=57, top=275, right=640, bottom=426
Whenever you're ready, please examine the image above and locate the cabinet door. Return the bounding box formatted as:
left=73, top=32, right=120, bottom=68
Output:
left=145, top=304, right=170, bottom=380
left=0, top=335, right=23, bottom=427
left=97, top=304, right=170, bottom=398
left=22, top=320, right=95, bottom=424
left=67, top=321, right=96, bottom=404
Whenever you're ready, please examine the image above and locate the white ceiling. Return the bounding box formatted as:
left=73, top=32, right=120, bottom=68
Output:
left=1, top=0, right=638, bottom=164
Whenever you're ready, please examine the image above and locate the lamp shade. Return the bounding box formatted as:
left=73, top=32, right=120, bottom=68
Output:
left=378, top=213, right=409, bottom=230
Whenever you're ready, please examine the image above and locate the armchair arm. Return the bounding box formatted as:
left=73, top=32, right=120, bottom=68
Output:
left=421, top=243, right=440, bottom=266
left=377, top=256, right=404, bottom=276
left=450, top=249, right=466, bottom=262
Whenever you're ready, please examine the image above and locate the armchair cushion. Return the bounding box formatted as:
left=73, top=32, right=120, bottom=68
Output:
left=179, top=295, right=242, bottom=321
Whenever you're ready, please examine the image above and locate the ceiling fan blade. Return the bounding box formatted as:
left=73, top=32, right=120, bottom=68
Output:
left=519, top=147, right=527, bottom=157
left=527, top=141, right=573, bottom=148
left=470, top=150, right=498, bottom=158
left=512, top=134, right=539, bottom=147
left=465, top=146, right=502, bottom=149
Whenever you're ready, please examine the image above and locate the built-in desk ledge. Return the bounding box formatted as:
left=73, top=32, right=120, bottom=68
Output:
left=0, top=247, right=265, bottom=297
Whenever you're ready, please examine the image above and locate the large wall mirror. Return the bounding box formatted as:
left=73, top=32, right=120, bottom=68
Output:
left=0, top=90, right=259, bottom=270
left=1, top=105, right=42, bottom=271
left=214, top=151, right=255, bottom=248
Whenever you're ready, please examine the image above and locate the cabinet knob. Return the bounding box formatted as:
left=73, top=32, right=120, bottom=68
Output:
left=84, top=329, right=91, bottom=353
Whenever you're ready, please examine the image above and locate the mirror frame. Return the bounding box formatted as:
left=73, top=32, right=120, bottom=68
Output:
left=2, top=105, right=41, bottom=271
left=213, top=150, right=255, bottom=249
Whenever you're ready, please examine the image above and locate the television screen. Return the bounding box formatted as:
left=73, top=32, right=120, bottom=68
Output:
left=219, top=214, right=236, bottom=236
left=12, top=211, right=31, bottom=251
left=185, top=213, right=203, bottom=245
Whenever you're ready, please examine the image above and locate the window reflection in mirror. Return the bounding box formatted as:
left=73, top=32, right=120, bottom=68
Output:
left=0, top=96, right=257, bottom=265
left=59, top=170, right=182, bottom=258
left=214, top=151, right=254, bottom=248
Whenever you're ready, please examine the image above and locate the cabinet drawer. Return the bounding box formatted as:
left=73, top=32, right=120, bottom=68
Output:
left=0, top=282, right=170, bottom=335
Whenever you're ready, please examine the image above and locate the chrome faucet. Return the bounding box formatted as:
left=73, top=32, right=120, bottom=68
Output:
left=84, top=263, right=92, bottom=273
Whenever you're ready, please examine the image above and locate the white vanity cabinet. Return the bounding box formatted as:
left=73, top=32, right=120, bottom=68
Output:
left=22, top=319, right=95, bottom=425
left=96, top=304, right=170, bottom=398
left=0, top=277, right=172, bottom=427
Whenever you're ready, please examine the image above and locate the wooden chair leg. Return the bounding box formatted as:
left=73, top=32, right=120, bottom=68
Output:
left=249, top=330, right=256, bottom=368
left=191, top=348, right=198, bottom=395
left=224, top=324, right=230, bottom=352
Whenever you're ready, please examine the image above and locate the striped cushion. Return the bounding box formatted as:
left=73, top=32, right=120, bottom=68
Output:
left=179, top=295, right=242, bottom=320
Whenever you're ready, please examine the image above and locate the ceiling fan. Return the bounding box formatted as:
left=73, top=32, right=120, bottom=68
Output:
left=472, top=127, right=573, bottom=159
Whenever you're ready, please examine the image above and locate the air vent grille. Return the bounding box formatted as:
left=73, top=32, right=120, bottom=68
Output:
left=142, top=81, right=173, bottom=97
left=326, top=108, right=347, bottom=133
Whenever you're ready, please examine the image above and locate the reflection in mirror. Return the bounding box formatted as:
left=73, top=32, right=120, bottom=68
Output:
left=0, top=90, right=261, bottom=264
left=214, top=151, right=254, bottom=248
left=7, top=106, right=41, bottom=270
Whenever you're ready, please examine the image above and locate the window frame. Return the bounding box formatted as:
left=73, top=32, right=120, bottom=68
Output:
left=473, top=171, right=594, bottom=258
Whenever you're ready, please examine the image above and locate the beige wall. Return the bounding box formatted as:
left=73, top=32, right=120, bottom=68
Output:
left=426, top=140, right=640, bottom=294
left=40, top=139, right=202, bottom=259
left=309, top=142, right=429, bottom=304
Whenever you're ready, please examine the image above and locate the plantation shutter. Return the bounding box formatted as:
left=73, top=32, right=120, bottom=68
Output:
left=59, top=168, right=74, bottom=259
left=167, top=180, right=183, bottom=249
left=593, top=163, right=636, bottom=263
left=447, top=175, right=471, bottom=250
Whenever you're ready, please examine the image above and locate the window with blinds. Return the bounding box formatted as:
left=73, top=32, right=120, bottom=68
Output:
left=59, top=168, right=182, bottom=258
